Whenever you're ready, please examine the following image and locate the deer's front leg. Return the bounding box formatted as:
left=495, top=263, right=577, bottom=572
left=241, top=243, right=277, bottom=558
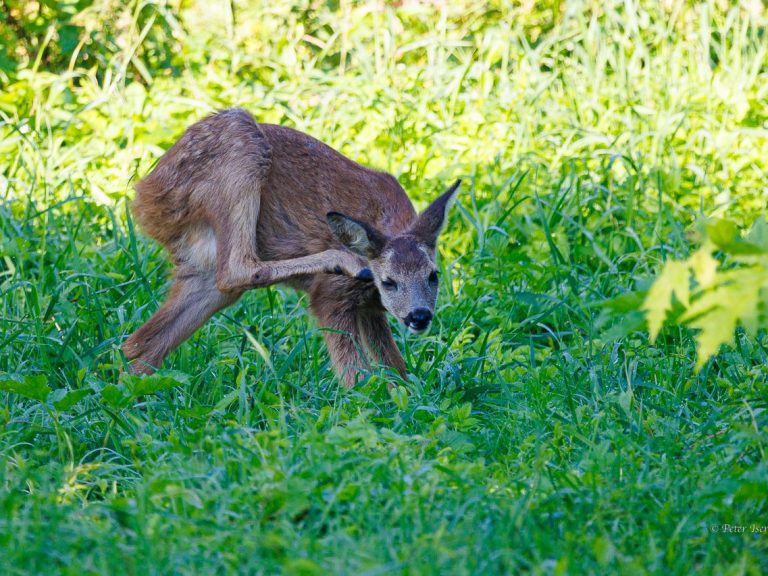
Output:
left=357, top=310, right=407, bottom=381
left=320, top=325, right=369, bottom=388
left=309, top=278, right=374, bottom=387
left=314, top=308, right=369, bottom=388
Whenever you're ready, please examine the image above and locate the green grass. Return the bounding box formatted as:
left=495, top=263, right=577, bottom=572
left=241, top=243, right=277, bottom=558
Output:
left=1, top=1, right=767, bottom=574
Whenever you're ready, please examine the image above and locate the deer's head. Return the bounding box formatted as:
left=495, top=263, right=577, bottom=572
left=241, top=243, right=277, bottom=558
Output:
left=327, top=180, right=461, bottom=334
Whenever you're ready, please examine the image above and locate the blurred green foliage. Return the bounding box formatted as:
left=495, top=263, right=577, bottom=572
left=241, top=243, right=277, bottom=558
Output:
left=1, top=1, right=767, bottom=573
left=0, top=0, right=179, bottom=79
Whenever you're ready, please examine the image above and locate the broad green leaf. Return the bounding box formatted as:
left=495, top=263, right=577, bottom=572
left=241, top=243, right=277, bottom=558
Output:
left=681, top=270, right=764, bottom=369
left=122, top=370, right=190, bottom=397
left=390, top=385, right=409, bottom=411
left=602, top=311, right=647, bottom=341
left=688, top=306, right=739, bottom=370
left=689, top=248, right=717, bottom=289
left=0, top=374, right=52, bottom=402
left=211, top=389, right=239, bottom=414
left=101, top=384, right=129, bottom=409
left=596, top=290, right=648, bottom=313
left=642, top=260, right=690, bottom=342
left=706, top=219, right=740, bottom=250
left=706, top=219, right=765, bottom=255
left=51, top=388, right=93, bottom=411
left=745, top=217, right=768, bottom=251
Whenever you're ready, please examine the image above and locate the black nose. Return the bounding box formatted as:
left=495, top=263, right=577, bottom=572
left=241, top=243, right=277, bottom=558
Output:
left=405, top=308, right=432, bottom=331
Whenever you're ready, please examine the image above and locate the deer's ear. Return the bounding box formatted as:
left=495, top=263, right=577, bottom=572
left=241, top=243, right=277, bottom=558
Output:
left=327, top=212, right=386, bottom=258
left=410, top=179, right=462, bottom=247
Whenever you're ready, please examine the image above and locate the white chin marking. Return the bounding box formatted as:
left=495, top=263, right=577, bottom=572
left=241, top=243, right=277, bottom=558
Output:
left=407, top=324, right=430, bottom=335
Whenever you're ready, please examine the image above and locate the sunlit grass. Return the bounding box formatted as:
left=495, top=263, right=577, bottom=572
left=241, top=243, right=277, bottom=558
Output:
left=1, top=1, right=767, bottom=573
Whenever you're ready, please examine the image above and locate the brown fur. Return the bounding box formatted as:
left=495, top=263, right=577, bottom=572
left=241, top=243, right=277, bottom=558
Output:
left=123, top=108, right=460, bottom=386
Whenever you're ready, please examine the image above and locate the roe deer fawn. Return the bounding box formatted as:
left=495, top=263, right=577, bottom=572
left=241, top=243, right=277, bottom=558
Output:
left=123, top=108, right=461, bottom=386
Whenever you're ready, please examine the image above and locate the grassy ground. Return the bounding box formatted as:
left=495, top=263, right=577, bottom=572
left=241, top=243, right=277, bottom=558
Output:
left=1, top=1, right=767, bottom=574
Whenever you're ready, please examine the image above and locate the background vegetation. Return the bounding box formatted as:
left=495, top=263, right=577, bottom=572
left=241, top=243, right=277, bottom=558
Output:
left=1, top=0, right=767, bottom=573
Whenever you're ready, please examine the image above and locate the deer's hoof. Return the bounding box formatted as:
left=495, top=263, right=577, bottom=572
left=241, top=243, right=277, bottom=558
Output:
left=356, top=268, right=373, bottom=281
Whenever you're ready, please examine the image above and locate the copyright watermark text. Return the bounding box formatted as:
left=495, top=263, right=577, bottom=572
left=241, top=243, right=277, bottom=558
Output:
left=710, top=524, right=767, bottom=534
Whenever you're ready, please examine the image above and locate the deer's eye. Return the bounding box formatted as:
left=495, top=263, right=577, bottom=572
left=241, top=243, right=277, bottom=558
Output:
left=381, top=279, right=398, bottom=291
left=428, top=271, right=439, bottom=285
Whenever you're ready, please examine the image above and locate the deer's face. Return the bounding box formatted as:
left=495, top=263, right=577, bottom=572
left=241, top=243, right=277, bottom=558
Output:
left=328, top=180, right=461, bottom=335
left=369, top=237, right=439, bottom=333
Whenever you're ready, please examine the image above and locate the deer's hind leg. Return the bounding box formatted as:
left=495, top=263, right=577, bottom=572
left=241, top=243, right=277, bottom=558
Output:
left=204, top=132, right=368, bottom=292
left=123, top=227, right=241, bottom=374
left=203, top=182, right=358, bottom=292
left=210, top=180, right=371, bottom=292
left=123, top=271, right=241, bottom=374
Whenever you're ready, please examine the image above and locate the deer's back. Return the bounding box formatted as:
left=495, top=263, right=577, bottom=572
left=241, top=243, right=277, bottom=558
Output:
left=255, top=123, right=416, bottom=261
left=132, top=110, right=416, bottom=264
